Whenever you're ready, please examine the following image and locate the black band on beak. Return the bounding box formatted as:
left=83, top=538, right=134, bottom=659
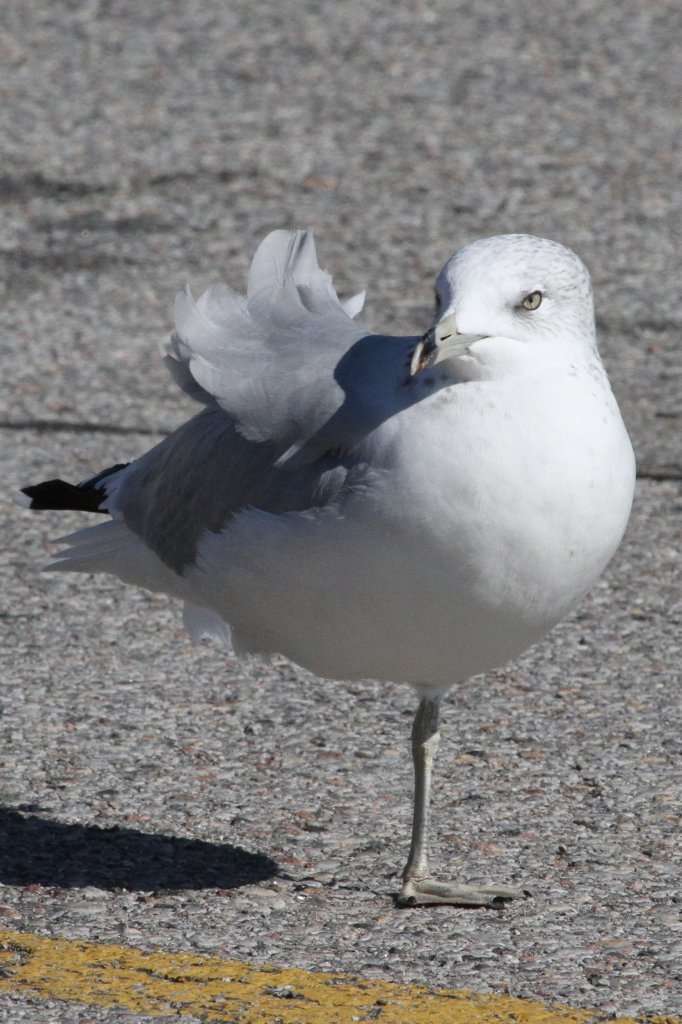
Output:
left=409, top=327, right=438, bottom=376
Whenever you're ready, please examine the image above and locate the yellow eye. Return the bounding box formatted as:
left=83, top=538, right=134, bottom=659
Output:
left=521, top=290, right=542, bottom=311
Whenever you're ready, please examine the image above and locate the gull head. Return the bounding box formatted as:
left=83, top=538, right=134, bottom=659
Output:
left=412, top=234, right=597, bottom=376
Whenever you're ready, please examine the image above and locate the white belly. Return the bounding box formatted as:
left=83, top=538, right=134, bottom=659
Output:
left=189, top=363, right=635, bottom=692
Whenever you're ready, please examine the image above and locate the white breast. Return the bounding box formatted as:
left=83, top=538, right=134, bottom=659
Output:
left=189, top=359, right=635, bottom=693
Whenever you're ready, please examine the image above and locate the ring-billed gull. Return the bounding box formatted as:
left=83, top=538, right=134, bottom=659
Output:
left=18, top=230, right=635, bottom=907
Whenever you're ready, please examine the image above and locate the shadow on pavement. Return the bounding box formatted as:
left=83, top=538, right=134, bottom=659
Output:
left=0, top=808, right=277, bottom=891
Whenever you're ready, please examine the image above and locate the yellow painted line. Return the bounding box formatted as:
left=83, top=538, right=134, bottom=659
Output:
left=0, top=930, right=677, bottom=1024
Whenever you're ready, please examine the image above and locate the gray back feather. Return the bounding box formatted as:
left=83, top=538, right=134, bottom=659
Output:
left=112, top=230, right=418, bottom=572
left=165, top=230, right=367, bottom=448
left=110, top=407, right=350, bottom=573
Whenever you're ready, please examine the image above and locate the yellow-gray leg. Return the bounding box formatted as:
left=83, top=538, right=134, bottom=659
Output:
left=398, top=696, right=522, bottom=907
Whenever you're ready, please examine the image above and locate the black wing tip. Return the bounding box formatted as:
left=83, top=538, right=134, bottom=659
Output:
left=18, top=479, right=108, bottom=513
left=17, top=463, right=129, bottom=514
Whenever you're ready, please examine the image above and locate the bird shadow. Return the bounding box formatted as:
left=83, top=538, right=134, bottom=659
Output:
left=0, top=807, right=277, bottom=892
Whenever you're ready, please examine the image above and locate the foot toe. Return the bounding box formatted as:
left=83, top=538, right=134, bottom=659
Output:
left=398, top=878, right=525, bottom=907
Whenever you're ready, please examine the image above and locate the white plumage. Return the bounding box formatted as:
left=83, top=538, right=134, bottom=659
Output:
left=20, top=229, right=635, bottom=905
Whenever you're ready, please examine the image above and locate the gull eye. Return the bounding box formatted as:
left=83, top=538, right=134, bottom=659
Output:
left=521, top=290, right=543, bottom=311
left=434, top=290, right=442, bottom=314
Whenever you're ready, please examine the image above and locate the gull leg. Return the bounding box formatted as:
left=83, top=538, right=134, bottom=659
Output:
left=397, top=696, right=523, bottom=907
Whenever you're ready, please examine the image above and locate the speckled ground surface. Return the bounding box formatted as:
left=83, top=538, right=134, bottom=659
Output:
left=1, top=0, right=681, bottom=1019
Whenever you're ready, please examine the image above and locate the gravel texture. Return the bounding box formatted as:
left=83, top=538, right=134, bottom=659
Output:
left=1, top=0, right=681, bottom=1020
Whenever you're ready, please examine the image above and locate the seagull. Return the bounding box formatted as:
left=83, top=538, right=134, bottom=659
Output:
left=18, top=230, right=635, bottom=906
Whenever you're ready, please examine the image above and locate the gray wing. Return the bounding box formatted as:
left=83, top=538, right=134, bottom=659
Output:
left=109, top=230, right=417, bottom=573
left=110, top=406, right=352, bottom=573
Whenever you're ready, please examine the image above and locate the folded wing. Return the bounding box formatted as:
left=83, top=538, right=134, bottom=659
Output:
left=105, top=230, right=378, bottom=573
left=39, top=230, right=416, bottom=589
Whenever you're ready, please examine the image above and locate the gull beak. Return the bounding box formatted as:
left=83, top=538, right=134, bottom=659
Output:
left=410, top=314, right=485, bottom=376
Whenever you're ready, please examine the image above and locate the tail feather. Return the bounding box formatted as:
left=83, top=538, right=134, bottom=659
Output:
left=18, top=462, right=129, bottom=514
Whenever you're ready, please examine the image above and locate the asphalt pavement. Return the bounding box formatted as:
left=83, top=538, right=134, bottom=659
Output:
left=1, top=0, right=681, bottom=1020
